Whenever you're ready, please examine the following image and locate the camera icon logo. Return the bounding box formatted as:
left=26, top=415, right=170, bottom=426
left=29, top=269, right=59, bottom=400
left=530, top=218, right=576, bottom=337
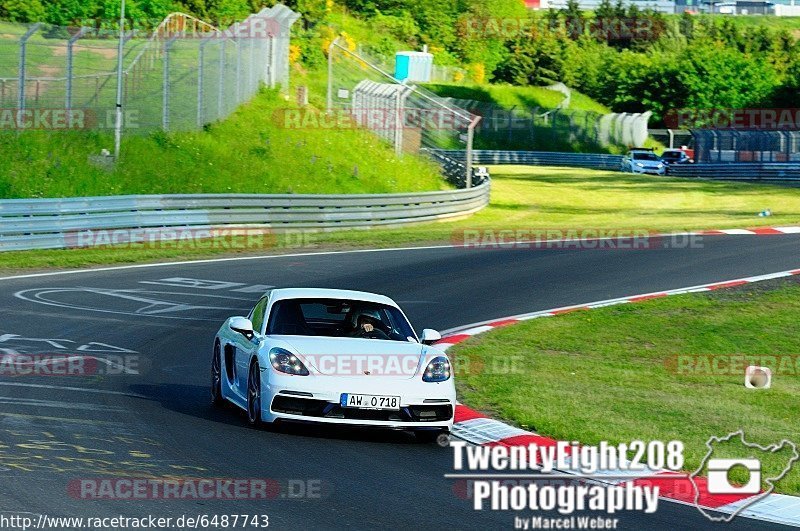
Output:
left=707, top=458, right=761, bottom=494
left=691, top=431, right=799, bottom=522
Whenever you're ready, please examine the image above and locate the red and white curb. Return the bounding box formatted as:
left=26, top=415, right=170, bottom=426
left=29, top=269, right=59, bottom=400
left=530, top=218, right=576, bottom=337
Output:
left=697, top=227, right=800, bottom=236
left=436, top=268, right=800, bottom=345
left=436, top=268, right=800, bottom=527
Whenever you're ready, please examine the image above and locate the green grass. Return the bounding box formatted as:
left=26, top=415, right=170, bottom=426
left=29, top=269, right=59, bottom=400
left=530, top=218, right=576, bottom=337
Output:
left=449, top=276, right=800, bottom=495
left=424, top=83, right=611, bottom=113
left=0, top=87, right=447, bottom=198
left=2, top=164, right=800, bottom=271
left=568, top=90, right=613, bottom=114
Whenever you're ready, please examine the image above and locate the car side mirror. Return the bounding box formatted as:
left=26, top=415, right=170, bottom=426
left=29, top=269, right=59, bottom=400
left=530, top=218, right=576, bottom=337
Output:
left=420, top=329, right=442, bottom=345
left=230, top=316, right=255, bottom=340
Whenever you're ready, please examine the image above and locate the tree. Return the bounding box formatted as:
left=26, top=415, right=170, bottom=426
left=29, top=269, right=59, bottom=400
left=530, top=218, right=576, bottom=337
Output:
left=595, top=0, right=614, bottom=19
left=678, top=11, right=693, bottom=40
left=494, top=29, right=565, bottom=86
left=0, top=0, right=46, bottom=22
left=769, top=56, right=800, bottom=108
left=562, top=0, right=584, bottom=40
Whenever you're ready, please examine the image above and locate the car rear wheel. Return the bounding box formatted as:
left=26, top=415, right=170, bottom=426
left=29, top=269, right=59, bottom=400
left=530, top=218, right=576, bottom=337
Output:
left=247, top=360, right=262, bottom=426
left=211, top=341, right=223, bottom=406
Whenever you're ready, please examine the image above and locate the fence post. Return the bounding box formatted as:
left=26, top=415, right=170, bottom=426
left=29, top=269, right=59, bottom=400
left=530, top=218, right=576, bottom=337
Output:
left=17, top=23, right=41, bottom=116
left=326, top=38, right=340, bottom=112
left=466, top=116, right=480, bottom=188
left=234, top=24, right=242, bottom=103
left=248, top=32, right=255, bottom=95
left=269, top=34, right=277, bottom=88
left=197, top=35, right=213, bottom=127
left=66, top=27, right=89, bottom=111
left=395, top=85, right=411, bottom=158
left=217, top=38, right=225, bottom=118
left=162, top=37, right=177, bottom=131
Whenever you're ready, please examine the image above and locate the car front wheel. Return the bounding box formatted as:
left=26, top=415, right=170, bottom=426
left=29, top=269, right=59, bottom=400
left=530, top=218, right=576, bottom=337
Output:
left=247, top=360, right=262, bottom=426
left=211, top=341, right=223, bottom=406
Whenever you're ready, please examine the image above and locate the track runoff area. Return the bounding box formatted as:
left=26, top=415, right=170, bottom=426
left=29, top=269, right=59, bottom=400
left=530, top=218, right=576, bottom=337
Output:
left=438, top=263, right=800, bottom=529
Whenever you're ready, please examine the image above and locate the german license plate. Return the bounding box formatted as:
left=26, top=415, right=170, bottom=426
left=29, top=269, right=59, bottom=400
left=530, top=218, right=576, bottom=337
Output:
left=340, top=393, right=400, bottom=410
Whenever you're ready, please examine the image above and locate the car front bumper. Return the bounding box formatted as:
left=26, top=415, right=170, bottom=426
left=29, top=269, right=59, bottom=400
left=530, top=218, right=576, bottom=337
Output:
left=633, top=166, right=666, bottom=175
left=262, top=372, right=456, bottom=429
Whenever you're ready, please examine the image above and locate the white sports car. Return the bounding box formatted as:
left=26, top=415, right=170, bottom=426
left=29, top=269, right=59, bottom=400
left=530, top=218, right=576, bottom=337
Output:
left=211, top=288, right=456, bottom=441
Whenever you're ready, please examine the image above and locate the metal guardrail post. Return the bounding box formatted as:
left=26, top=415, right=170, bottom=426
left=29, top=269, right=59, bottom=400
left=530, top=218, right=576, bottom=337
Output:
left=162, top=37, right=177, bottom=131
left=66, top=27, right=89, bottom=111
left=17, top=23, right=42, bottom=115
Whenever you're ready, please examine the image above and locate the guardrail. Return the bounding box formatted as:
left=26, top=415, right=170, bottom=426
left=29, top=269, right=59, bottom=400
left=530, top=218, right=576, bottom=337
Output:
left=0, top=184, right=490, bottom=252
left=437, top=149, right=800, bottom=183
left=424, top=150, right=490, bottom=188
left=432, top=150, right=623, bottom=171
left=666, top=163, right=800, bottom=182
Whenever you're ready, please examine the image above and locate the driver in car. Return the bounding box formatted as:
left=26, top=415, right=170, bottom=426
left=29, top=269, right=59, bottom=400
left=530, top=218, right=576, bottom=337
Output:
left=349, top=309, right=388, bottom=339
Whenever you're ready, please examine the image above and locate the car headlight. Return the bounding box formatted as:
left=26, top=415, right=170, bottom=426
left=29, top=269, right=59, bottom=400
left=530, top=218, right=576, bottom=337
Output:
left=269, top=347, right=309, bottom=376
left=657, top=163, right=663, bottom=168
left=422, top=356, right=451, bottom=382
left=635, top=162, right=644, bottom=167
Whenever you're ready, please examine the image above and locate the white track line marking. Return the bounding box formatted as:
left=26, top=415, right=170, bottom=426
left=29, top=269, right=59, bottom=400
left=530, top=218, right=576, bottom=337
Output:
left=1, top=229, right=798, bottom=282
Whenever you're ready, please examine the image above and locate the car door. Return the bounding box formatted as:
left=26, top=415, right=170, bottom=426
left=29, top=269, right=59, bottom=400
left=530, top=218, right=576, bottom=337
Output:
left=232, top=297, right=268, bottom=396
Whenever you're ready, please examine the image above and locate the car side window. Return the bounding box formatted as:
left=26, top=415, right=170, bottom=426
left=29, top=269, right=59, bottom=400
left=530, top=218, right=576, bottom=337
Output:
left=250, top=297, right=268, bottom=334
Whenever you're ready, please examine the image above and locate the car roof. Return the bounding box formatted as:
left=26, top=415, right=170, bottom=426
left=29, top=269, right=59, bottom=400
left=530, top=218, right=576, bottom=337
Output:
left=267, top=288, right=398, bottom=307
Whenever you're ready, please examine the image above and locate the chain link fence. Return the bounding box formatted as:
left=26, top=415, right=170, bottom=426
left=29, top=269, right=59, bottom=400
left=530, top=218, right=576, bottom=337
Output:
left=326, top=40, right=482, bottom=187
left=0, top=5, right=298, bottom=134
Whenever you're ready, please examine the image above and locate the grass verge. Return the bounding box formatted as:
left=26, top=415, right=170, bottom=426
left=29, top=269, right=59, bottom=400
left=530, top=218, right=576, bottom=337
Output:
left=0, top=88, right=446, bottom=198
left=2, top=164, right=800, bottom=272
left=423, top=83, right=610, bottom=114
left=450, top=276, right=800, bottom=495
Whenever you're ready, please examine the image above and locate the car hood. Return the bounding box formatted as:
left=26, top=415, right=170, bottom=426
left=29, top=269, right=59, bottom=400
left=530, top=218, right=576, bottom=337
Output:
left=272, top=335, right=428, bottom=378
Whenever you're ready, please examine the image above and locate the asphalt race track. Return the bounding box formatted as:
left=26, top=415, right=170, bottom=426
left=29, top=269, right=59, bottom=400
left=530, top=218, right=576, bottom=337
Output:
left=0, top=234, right=798, bottom=529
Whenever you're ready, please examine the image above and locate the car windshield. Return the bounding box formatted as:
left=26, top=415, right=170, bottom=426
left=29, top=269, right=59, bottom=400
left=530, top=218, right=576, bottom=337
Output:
left=266, top=298, right=417, bottom=342
left=662, top=152, right=682, bottom=160
left=632, top=152, right=659, bottom=161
